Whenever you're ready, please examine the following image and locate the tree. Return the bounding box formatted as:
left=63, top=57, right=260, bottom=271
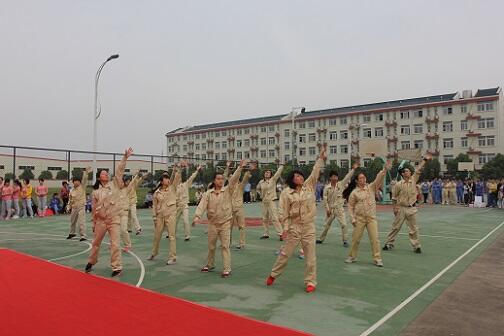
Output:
left=4, top=173, right=15, bottom=181
left=71, top=167, right=84, bottom=180
left=480, top=154, right=504, bottom=180
left=56, top=170, right=69, bottom=180
left=19, top=168, right=34, bottom=181
left=323, top=161, right=342, bottom=181
left=446, top=153, right=472, bottom=180
left=38, top=170, right=53, bottom=180
left=420, top=158, right=441, bottom=181
left=364, top=157, right=384, bottom=183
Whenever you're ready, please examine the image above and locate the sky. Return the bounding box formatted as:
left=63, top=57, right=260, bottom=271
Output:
left=1, top=0, right=503, bottom=155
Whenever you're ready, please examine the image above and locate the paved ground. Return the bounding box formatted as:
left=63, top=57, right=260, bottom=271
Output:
left=401, top=231, right=504, bottom=336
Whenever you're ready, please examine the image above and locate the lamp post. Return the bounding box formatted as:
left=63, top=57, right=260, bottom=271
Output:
left=92, top=54, right=119, bottom=183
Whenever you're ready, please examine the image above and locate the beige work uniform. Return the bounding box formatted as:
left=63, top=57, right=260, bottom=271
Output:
left=257, top=165, right=284, bottom=236
left=119, top=175, right=141, bottom=249
left=127, top=175, right=143, bottom=232
left=68, top=172, right=89, bottom=238
left=152, top=170, right=181, bottom=262
left=384, top=171, right=422, bottom=249
left=231, top=171, right=251, bottom=248
left=442, top=182, right=449, bottom=204
left=175, top=170, right=199, bottom=239
left=347, top=169, right=387, bottom=263
left=87, top=157, right=127, bottom=272
left=270, top=159, right=323, bottom=287
left=194, top=166, right=242, bottom=272
left=318, top=169, right=355, bottom=243
left=448, top=182, right=457, bottom=205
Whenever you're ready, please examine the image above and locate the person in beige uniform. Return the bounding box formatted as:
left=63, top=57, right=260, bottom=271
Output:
left=85, top=148, right=133, bottom=277
left=225, top=161, right=256, bottom=250
left=345, top=159, right=392, bottom=267
left=265, top=148, right=326, bottom=293
left=148, top=163, right=183, bottom=265
left=383, top=154, right=432, bottom=254
left=256, top=164, right=284, bottom=239
left=442, top=178, right=449, bottom=205
left=176, top=164, right=203, bottom=241
left=448, top=179, right=457, bottom=205
left=316, top=163, right=359, bottom=247
left=119, top=172, right=143, bottom=252
left=66, top=166, right=91, bottom=241
left=125, top=172, right=144, bottom=235
left=193, top=159, right=247, bottom=277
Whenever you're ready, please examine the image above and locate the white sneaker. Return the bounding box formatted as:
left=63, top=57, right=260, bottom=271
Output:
left=166, top=259, right=177, bottom=265
left=375, top=260, right=384, bottom=267
left=345, top=257, right=356, bottom=263
left=12, top=215, right=19, bottom=219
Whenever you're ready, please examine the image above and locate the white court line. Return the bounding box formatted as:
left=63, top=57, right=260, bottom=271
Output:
left=360, top=219, right=504, bottom=336
left=377, top=231, right=480, bottom=241
left=0, top=231, right=145, bottom=287
left=0, top=237, right=92, bottom=261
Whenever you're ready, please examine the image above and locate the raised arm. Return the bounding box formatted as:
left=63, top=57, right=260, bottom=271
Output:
left=223, top=161, right=231, bottom=183
left=340, top=162, right=359, bottom=188
left=412, top=153, right=432, bottom=183
left=304, top=147, right=327, bottom=191
left=227, top=160, right=246, bottom=194
left=187, top=165, right=202, bottom=187
left=370, top=160, right=392, bottom=193
left=193, top=191, right=208, bottom=222
left=272, top=164, right=284, bottom=183
left=82, top=166, right=91, bottom=189
left=114, top=148, right=133, bottom=189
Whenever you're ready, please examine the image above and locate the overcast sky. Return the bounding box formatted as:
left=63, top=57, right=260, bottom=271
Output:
left=1, top=0, right=502, bottom=155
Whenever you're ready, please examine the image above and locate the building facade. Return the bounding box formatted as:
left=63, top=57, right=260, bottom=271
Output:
left=166, top=87, right=502, bottom=171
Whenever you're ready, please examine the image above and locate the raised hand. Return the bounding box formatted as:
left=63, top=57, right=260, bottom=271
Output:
left=197, top=165, right=203, bottom=171
left=384, top=160, right=392, bottom=171
left=85, top=166, right=92, bottom=174
left=240, top=159, right=250, bottom=168
left=319, top=146, right=327, bottom=161
left=125, top=147, right=134, bottom=159
left=352, top=162, right=360, bottom=170
left=226, top=161, right=232, bottom=168
left=424, top=153, right=433, bottom=161
left=249, top=161, right=258, bottom=171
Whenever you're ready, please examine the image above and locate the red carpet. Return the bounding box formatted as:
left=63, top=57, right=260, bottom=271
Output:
left=0, top=249, right=311, bottom=336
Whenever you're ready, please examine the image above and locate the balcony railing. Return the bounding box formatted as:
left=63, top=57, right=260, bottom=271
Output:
left=425, top=132, right=439, bottom=140
left=466, top=131, right=482, bottom=137
left=385, top=120, right=398, bottom=127
left=426, top=115, right=439, bottom=123
left=467, top=148, right=482, bottom=155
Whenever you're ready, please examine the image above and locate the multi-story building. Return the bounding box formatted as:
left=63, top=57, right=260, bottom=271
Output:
left=166, top=87, right=502, bottom=171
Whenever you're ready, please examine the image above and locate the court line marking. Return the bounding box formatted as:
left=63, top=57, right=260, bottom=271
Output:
left=0, top=231, right=145, bottom=288
left=359, top=219, right=504, bottom=336
left=0, top=237, right=92, bottom=261
left=377, top=232, right=480, bottom=241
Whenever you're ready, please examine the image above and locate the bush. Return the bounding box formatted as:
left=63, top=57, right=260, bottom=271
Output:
left=56, top=170, right=69, bottom=180
left=19, top=168, right=34, bottom=181
left=38, top=170, right=53, bottom=180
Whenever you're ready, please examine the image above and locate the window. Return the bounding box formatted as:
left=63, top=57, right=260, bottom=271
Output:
left=269, top=150, right=275, bottom=157
left=401, top=125, right=410, bottom=135
left=244, top=139, right=250, bottom=147
left=244, top=128, right=249, bottom=134
left=308, top=133, right=317, bottom=142
left=329, top=119, right=337, bottom=126
left=298, top=122, right=306, bottom=129
left=284, top=155, right=290, bottom=162
left=461, top=137, right=468, bottom=148
left=236, top=140, right=241, bottom=148
left=260, top=150, right=266, bottom=158
left=340, top=117, right=347, bottom=125
left=460, top=120, right=468, bottom=131
left=443, top=155, right=454, bottom=164
left=260, top=126, right=267, bottom=133
left=195, top=144, right=200, bottom=150
left=363, top=128, right=372, bottom=138
left=221, top=153, right=227, bottom=160
left=309, top=147, right=316, bottom=156
left=215, top=153, right=220, bottom=160
left=375, top=127, right=384, bottom=137
left=47, top=167, right=62, bottom=171
left=308, top=121, right=315, bottom=128
left=486, top=118, right=495, bottom=128
left=329, top=146, right=338, bottom=154
left=443, top=138, right=454, bottom=149
left=340, top=159, right=349, bottom=169
left=284, top=142, right=290, bottom=150
left=299, top=147, right=306, bottom=156
left=222, top=131, right=227, bottom=136
left=236, top=129, right=242, bottom=135
left=202, top=154, right=206, bottom=160
left=202, top=133, right=207, bottom=139
left=340, top=145, right=348, bottom=154
left=195, top=134, right=200, bottom=139
left=401, top=141, right=411, bottom=150
left=236, top=152, right=242, bottom=159
left=478, top=102, right=494, bottom=111
left=202, top=143, right=207, bottom=150
left=260, top=138, right=267, bottom=146
left=479, top=118, right=495, bottom=129
left=442, top=106, right=453, bottom=115
left=479, top=153, right=495, bottom=164
left=299, top=134, right=306, bottom=143
left=414, top=140, right=423, bottom=149
left=195, top=154, right=200, bottom=160
left=363, top=115, right=371, bottom=122
left=414, top=110, right=423, bottom=118
left=442, top=121, right=453, bottom=132
left=284, top=129, right=290, bottom=137
left=340, top=131, right=348, bottom=139
left=183, top=135, right=187, bottom=141
left=413, top=124, right=423, bottom=134
left=215, top=143, right=220, bottom=149
left=269, top=125, right=275, bottom=132
left=400, top=111, right=410, bottom=119
left=479, top=136, right=495, bottom=147
left=244, top=152, right=250, bottom=159
left=460, top=105, right=467, bottom=113
left=183, top=145, right=187, bottom=151
left=329, top=131, right=337, bottom=140
left=268, top=137, right=275, bottom=145
left=375, top=113, right=384, bottom=121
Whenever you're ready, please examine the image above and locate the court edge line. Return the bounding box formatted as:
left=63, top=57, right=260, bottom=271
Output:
left=0, top=231, right=145, bottom=288
left=376, top=232, right=480, bottom=241
left=0, top=237, right=92, bottom=261
left=359, top=219, right=504, bottom=336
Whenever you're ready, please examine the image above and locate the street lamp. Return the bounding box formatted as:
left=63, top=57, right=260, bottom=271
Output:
left=92, top=54, right=119, bottom=183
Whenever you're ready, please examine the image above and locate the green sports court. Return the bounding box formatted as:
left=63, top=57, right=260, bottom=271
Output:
left=1, top=203, right=502, bottom=336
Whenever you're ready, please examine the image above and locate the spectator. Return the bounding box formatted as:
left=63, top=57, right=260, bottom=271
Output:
left=243, top=181, right=251, bottom=203
left=12, top=179, right=21, bottom=219
left=49, top=193, right=61, bottom=214
left=1, top=178, right=13, bottom=220
left=456, top=180, right=464, bottom=204
left=60, top=181, right=70, bottom=214
left=486, top=179, right=498, bottom=208
left=21, top=179, right=34, bottom=218
left=421, top=181, right=430, bottom=204
left=35, top=178, right=48, bottom=217
left=144, top=191, right=153, bottom=208
left=85, top=193, right=92, bottom=213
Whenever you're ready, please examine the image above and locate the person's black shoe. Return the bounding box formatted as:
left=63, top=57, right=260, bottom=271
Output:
left=343, top=240, right=349, bottom=248
left=316, top=239, right=323, bottom=244
left=127, top=230, right=132, bottom=233
left=184, top=237, right=190, bottom=241
left=414, top=247, right=422, bottom=254
left=166, top=235, right=169, bottom=239
left=136, top=229, right=142, bottom=235
left=383, top=244, right=393, bottom=251
left=79, top=237, right=87, bottom=242
left=66, top=234, right=76, bottom=240
left=260, top=235, right=270, bottom=239
left=111, top=270, right=122, bottom=277
left=85, top=263, right=93, bottom=273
